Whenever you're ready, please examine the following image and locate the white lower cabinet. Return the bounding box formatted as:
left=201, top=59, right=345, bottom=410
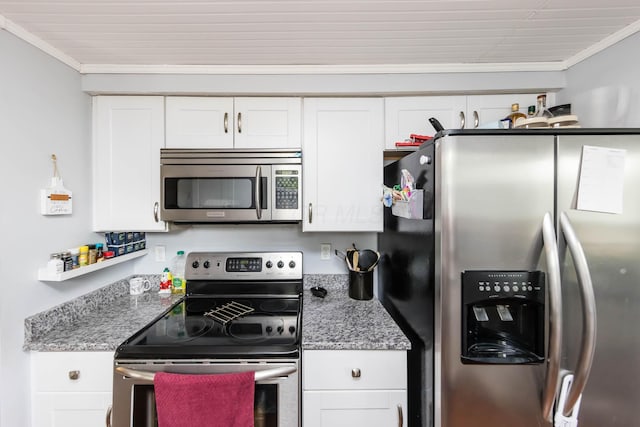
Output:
left=302, top=350, right=407, bottom=427
left=31, top=351, right=113, bottom=427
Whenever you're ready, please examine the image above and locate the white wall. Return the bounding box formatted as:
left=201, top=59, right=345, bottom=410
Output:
left=558, top=31, right=640, bottom=127
left=0, top=31, right=138, bottom=427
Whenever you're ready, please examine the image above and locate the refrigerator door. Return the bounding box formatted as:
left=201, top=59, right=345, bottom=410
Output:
left=556, top=134, right=640, bottom=427
left=436, top=133, right=556, bottom=427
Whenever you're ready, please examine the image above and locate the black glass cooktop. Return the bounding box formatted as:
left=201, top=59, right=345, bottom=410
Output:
left=115, top=295, right=301, bottom=359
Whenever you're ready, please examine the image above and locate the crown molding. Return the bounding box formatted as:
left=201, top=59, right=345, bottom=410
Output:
left=79, top=61, right=565, bottom=75
left=1, top=14, right=80, bottom=71
left=565, top=19, right=640, bottom=68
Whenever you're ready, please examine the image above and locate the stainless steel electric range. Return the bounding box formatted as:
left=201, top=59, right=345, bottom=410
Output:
left=111, top=251, right=303, bottom=427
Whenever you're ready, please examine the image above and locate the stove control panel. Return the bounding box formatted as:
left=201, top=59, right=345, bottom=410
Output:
left=186, top=251, right=303, bottom=281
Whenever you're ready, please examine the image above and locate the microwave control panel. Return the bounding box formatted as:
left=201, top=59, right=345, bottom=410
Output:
left=275, top=169, right=299, bottom=210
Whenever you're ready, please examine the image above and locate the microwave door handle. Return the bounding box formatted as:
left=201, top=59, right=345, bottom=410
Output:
left=559, top=212, right=597, bottom=417
left=114, top=366, right=297, bottom=383
left=255, top=166, right=262, bottom=219
left=541, top=212, right=563, bottom=422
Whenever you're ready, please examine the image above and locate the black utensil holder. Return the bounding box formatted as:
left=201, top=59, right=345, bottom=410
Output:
left=348, top=269, right=373, bottom=300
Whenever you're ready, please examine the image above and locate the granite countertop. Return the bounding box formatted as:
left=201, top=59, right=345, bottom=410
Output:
left=302, top=275, right=410, bottom=350
left=25, top=274, right=410, bottom=352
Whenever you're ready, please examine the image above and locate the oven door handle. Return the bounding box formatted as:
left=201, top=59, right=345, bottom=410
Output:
left=115, top=366, right=297, bottom=383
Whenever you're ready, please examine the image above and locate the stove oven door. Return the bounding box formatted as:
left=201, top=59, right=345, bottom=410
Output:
left=111, top=360, right=299, bottom=427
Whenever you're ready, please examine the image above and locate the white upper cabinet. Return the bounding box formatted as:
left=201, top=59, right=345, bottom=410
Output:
left=303, top=98, right=384, bottom=232
left=466, top=94, right=540, bottom=128
left=92, top=96, right=167, bottom=232
left=166, top=97, right=234, bottom=148
left=165, top=97, right=301, bottom=149
left=384, top=96, right=466, bottom=149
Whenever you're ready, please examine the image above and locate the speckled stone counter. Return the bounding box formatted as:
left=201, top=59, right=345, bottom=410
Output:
left=302, top=275, right=410, bottom=350
left=24, top=275, right=183, bottom=352
left=24, top=274, right=410, bottom=352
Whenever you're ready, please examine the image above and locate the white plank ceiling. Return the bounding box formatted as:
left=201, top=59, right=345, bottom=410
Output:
left=1, top=0, right=639, bottom=72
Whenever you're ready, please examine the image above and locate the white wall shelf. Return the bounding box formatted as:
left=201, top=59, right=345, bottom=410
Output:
left=38, top=250, right=148, bottom=282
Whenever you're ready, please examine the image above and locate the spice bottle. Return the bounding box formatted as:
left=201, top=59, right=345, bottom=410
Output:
left=96, top=243, right=104, bottom=262
left=61, top=251, right=73, bottom=272
left=47, top=253, right=64, bottom=274
left=507, top=103, right=527, bottom=127
left=79, top=245, right=89, bottom=266
left=88, top=244, right=97, bottom=264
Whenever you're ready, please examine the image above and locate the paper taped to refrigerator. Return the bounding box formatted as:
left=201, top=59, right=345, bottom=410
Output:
left=577, top=145, right=626, bottom=214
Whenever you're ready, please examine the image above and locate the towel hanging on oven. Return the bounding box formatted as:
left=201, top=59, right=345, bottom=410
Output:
left=154, top=371, right=254, bottom=427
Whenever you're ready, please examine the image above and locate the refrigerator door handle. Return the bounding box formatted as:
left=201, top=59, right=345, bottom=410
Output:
left=541, top=212, right=563, bottom=422
left=559, top=212, right=597, bottom=417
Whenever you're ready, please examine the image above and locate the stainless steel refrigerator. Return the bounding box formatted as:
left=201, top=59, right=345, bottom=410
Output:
left=378, top=129, right=640, bottom=427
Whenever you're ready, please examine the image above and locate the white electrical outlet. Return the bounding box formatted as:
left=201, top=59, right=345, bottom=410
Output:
left=320, top=243, right=331, bottom=260
left=155, top=245, right=166, bottom=262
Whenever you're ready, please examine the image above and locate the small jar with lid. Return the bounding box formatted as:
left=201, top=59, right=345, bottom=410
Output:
left=47, top=253, right=64, bottom=275
left=96, top=243, right=104, bottom=262
left=68, top=247, right=80, bottom=269
left=88, top=244, right=97, bottom=264
left=60, top=251, right=73, bottom=272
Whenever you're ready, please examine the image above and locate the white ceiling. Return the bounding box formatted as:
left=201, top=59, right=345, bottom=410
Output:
left=1, top=0, right=640, bottom=74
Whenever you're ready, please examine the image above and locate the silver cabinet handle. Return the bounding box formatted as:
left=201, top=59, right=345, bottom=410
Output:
left=459, top=111, right=465, bottom=129
left=153, top=201, right=159, bottom=222
left=237, top=112, right=242, bottom=133
left=473, top=110, right=479, bottom=128
left=351, top=368, right=361, bottom=378
left=397, top=404, right=403, bottom=427
left=115, top=366, right=296, bottom=382
left=541, top=212, right=563, bottom=421
left=105, top=405, right=112, bottom=427
left=224, top=112, right=229, bottom=133
left=559, top=212, right=596, bottom=417
left=308, top=203, right=313, bottom=224
left=255, top=166, right=262, bottom=220
left=68, top=370, right=80, bottom=380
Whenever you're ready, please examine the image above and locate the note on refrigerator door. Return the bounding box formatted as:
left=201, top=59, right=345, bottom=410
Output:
left=577, top=145, right=626, bottom=214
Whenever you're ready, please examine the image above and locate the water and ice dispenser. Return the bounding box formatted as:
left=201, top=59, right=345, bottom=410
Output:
left=461, top=270, right=545, bottom=364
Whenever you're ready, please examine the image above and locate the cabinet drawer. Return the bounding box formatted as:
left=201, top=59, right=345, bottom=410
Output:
left=31, top=352, right=113, bottom=392
left=303, top=350, right=406, bottom=390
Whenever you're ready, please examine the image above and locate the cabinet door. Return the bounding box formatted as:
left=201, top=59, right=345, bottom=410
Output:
left=233, top=97, right=301, bottom=149
left=32, top=392, right=112, bottom=427
left=302, top=98, right=384, bottom=232
left=165, top=97, right=234, bottom=148
left=93, top=96, right=167, bottom=231
left=466, top=94, right=539, bottom=128
left=384, top=96, right=466, bottom=149
left=303, top=390, right=406, bottom=427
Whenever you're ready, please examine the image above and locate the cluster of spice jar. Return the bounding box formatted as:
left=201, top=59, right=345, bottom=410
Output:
left=47, top=243, right=116, bottom=274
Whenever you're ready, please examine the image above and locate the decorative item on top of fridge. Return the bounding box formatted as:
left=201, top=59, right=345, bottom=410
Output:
left=40, top=154, right=72, bottom=215
left=513, top=97, right=580, bottom=129
left=393, top=133, right=433, bottom=149
left=382, top=169, right=424, bottom=219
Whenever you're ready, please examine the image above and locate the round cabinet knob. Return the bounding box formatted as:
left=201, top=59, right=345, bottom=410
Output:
left=191, top=261, right=199, bottom=269
left=266, top=326, right=273, bottom=333
left=266, top=261, right=273, bottom=269
left=289, top=261, right=296, bottom=269
left=277, top=261, right=284, bottom=269
left=419, top=155, right=432, bottom=165
left=68, top=370, right=80, bottom=380
left=289, top=326, right=296, bottom=334
left=203, top=260, right=210, bottom=269
left=351, top=368, right=361, bottom=378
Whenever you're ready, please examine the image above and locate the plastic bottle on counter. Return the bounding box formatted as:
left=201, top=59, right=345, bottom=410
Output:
left=171, top=251, right=186, bottom=294
left=159, top=267, right=172, bottom=294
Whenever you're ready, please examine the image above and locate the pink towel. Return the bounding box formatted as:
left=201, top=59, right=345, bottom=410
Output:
left=154, top=371, right=255, bottom=427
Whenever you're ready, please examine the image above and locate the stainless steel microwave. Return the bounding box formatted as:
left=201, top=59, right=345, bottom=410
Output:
left=160, top=148, right=302, bottom=223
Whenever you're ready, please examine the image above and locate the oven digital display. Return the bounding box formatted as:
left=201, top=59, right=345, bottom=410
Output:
left=226, top=257, right=262, bottom=272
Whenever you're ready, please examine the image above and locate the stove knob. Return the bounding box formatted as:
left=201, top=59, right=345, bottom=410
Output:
left=203, top=260, right=210, bottom=269
left=266, top=326, right=273, bottom=333
left=191, top=260, right=199, bottom=269
left=289, top=261, right=296, bottom=269
left=277, top=261, right=284, bottom=269
left=266, top=261, right=273, bottom=269
left=277, top=326, right=284, bottom=334
left=289, top=326, right=296, bottom=334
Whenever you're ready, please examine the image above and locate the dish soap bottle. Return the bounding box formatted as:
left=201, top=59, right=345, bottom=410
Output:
left=159, top=267, right=172, bottom=294
left=171, top=250, right=186, bottom=294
